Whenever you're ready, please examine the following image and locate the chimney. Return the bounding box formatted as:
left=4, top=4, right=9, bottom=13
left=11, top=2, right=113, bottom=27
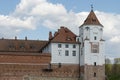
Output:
left=15, top=36, right=17, bottom=40
left=54, top=32, right=58, bottom=37
left=49, top=31, right=52, bottom=40
left=60, top=26, right=64, bottom=28
left=25, top=36, right=27, bottom=40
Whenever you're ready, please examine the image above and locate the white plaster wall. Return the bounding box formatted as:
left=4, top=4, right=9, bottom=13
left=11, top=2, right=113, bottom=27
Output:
left=79, top=25, right=105, bottom=66
left=51, top=43, right=80, bottom=64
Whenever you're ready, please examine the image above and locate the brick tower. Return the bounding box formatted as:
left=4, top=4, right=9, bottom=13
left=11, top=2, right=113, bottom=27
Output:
left=79, top=8, right=105, bottom=80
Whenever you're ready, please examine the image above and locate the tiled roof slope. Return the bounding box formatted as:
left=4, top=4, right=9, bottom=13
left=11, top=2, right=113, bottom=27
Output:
left=0, top=39, right=48, bottom=52
left=0, top=53, right=51, bottom=64
left=81, top=10, right=103, bottom=27
left=50, top=26, right=77, bottom=43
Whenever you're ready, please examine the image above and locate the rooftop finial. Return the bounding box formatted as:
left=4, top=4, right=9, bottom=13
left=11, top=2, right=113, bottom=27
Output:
left=91, top=4, right=93, bottom=11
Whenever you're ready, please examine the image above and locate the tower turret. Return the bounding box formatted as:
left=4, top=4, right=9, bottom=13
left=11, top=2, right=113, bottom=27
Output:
left=79, top=8, right=105, bottom=80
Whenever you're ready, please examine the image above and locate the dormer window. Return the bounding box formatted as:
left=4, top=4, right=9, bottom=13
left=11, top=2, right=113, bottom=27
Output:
left=20, top=44, right=24, bottom=48
left=30, top=44, right=35, bottom=49
left=66, top=36, right=72, bottom=41
left=92, top=18, right=96, bottom=22
left=9, top=44, right=14, bottom=48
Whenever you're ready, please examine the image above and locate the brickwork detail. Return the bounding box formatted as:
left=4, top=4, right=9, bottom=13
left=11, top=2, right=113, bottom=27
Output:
left=0, top=64, right=80, bottom=80
left=81, top=65, right=105, bottom=80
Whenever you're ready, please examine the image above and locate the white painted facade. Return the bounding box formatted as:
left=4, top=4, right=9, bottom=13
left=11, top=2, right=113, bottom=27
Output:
left=43, top=25, right=105, bottom=65
left=50, top=43, right=79, bottom=64
left=79, top=25, right=105, bottom=66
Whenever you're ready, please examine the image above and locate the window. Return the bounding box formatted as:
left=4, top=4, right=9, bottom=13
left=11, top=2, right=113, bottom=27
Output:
left=94, top=36, right=97, bottom=40
left=94, top=62, right=96, bottom=66
left=85, top=27, right=89, bottom=31
left=73, top=44, right=76, bottom=48
left=91, top=43, right=99, bottom=53
left=72, top=51, right=76, bottom=56
left=65, top=50, right=69, bottom=56
left=65, top=44, right=69, bottom=48
left=58, top=44, right=62, bottom=48
left=20, top=43, right=25, bottom=48
left=94, top=72, right=96, bottom=77
left=9, top=44, right=14, bottom=48
left=58, top=50, right=62, bottom=56
left=30, top=45, right=35, bottom=49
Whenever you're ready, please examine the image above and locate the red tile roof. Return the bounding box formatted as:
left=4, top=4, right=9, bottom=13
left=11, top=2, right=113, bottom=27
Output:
left=81, top=10, right=103, bottom=27
left=50, top=26, right=77, bottom=43
left=0, top=53, right=51, bottom=64
left=0, top=39, right=48, bottom=53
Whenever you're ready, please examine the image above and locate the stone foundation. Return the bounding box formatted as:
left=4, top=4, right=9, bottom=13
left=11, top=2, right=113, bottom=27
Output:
left=81, top=64, right=105, bottom=80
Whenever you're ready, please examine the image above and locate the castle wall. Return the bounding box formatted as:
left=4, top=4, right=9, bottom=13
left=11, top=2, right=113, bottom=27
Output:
left=0, top=64, right=80, bottom=80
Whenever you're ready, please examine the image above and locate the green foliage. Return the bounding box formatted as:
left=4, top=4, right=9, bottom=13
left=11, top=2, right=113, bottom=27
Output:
left=105, top=58, right=120, bottom=80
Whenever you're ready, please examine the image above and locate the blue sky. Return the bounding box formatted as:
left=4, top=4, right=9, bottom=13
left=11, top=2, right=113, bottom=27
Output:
left=0, top=0, right=120, bottom=59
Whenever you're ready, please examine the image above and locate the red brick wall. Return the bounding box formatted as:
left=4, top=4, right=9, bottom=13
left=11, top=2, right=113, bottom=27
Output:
left=0, top=64, right=80, bottom=80
left=0, top=54, right=80, bottom=80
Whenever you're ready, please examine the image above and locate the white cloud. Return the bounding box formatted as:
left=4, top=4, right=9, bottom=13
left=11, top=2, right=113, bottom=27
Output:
left=0, top=0, right=120, bottom=58
left=110, top=36, right=120, bottom=43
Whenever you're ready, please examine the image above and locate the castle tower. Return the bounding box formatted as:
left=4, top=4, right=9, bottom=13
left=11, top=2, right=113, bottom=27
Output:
left=79, top=8, right=105, bottom=80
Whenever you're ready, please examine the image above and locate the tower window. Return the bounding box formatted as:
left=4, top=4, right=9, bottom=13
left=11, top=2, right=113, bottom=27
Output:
left=94, top=36, right=97, bottom=40
left=65, top=50, right=69, bottom=56
left=94, top=62, right=96, bottom=66
left=58, top=44, right=62, bottom=48
left=85, top=27, right=89, bottom=31
left=94, top=72, right=96, bottom=77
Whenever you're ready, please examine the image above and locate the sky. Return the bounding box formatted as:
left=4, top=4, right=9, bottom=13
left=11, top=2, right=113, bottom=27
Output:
left=0, top=0, right=120, bottom=59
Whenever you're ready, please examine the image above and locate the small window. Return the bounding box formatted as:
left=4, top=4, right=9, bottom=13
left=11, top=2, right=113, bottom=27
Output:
left=94, top=36, right=97, bottom=40
left=58, top=50, right=62, bottom=56
left=94, top=72, right=96, bottom=77
left=81, top=48, right=83, bottom=55
left=58, top=44, right=61, bottom=48
left=20, top=44, right=25, bottom=48
left=65, top=44, right=69, bottom=48
left=65, top=50, right=69, bottom=56
left=30, top=45, right=35, bottom=49
left=9, top=44, right=14, bottom=48
left=94, top=62, right=96, bottom=66
left=72, top=51, right=76, bottom=56
left=73, top=44, right=76, bottom=48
